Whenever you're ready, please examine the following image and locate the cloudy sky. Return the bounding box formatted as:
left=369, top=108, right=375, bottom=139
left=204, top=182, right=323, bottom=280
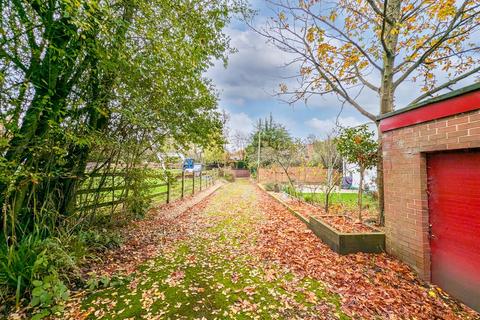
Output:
left=207, top=0, right=477, bottom=143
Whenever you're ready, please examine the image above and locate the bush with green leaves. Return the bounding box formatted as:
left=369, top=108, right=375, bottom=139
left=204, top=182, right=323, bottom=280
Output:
left=263, top=182, right=280, bottom=192
left=0, top=235, right=77, bottom=315
left=336, top=125, right=378, bottom=222
left=282, top=184, right=298, bottom=198
left=30, top=275, right=69, bottom=320
left=303, top=193, right=315, bottom=203
left=76, top=229, right=123, bottom=253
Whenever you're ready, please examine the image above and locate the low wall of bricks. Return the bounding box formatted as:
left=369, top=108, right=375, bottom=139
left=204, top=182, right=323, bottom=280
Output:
left=382, top=109, right=480, bottom=279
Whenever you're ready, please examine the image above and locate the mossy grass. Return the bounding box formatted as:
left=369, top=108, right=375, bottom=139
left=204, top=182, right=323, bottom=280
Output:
left=80, top=181, right=349, bottom=319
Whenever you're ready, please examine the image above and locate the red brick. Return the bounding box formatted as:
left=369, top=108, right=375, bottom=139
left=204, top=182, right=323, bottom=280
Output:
left=447, top=130, right=468, bottom=139
left=428, top=121, right=447, bottom=129
left=469, top=113, right=480, bottom=122
left=447, top=117, right=469, bottom=126
left=458, top=121, right=480, bottom=131
left=469, top=127, right=480, bottom=135
left=459, top=135, right=480, bottom=143
left=437, top=126, right=458, bottom=134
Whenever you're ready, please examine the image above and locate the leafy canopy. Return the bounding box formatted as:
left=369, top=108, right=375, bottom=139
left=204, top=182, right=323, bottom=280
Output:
left=245, top=115, right=294, bottom=168
left=336, top=125, right=378, bottom=170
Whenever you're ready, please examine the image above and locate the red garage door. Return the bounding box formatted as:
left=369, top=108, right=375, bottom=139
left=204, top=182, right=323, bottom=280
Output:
left=427, top=150, right=480, bottom=311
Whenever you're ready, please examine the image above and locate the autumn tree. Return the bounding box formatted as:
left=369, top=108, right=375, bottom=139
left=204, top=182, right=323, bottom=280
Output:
left=336, top=125, right=378, bottom=222
left=252, top=0, right=480, bottom=223
left=204, top=144, right=228, bottom=167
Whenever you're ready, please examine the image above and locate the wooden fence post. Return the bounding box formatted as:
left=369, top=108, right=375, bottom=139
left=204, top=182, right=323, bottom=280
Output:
left=192, top=173, right=195, bottom=195
left=181, top=171, right=185, bottom=199
left=166, top=178, right=171, bottom=204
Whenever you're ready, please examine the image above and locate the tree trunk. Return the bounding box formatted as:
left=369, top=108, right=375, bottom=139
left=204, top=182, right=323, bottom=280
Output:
left=376, top=125, right=385, bottom=225
left=358, top=167, right=365, bottom=222
left=325, top=167, right=334, bottom=213
left=325, top=191, right=330, bottom=213
left=377, top=0, right=400, bottom=226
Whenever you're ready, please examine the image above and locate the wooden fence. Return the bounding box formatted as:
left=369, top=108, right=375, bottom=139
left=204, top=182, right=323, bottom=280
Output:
left=258, top=167, right=336, bottom=184
left=232, top=169, right=250, bottom=178
left=75, top=169, right=218, bottom=213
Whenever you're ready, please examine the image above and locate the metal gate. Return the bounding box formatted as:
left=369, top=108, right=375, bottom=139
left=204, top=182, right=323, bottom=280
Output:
left=427, top=150, right=480, bottom=311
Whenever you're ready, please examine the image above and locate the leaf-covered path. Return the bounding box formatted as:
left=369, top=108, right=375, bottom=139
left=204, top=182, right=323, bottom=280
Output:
left=70, top=180, right=345, bottom=319
left=66, top=180, right=477, bottom=319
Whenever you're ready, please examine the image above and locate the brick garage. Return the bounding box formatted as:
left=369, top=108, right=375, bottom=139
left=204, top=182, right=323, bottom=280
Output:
left=379, top=83, right=480, bottom=311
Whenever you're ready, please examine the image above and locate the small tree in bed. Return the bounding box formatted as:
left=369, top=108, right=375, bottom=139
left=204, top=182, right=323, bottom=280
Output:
left=311, top=133, right=342, bottom=213
left=336, top=125, right=378, bottom=222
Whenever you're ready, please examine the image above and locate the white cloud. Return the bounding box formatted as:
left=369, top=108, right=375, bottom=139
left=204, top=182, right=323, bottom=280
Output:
left=207, top=26, right=297, bottom=103
left=228, top=112, right=254, bottom=137
left=305, top=116, right=366, bottom=137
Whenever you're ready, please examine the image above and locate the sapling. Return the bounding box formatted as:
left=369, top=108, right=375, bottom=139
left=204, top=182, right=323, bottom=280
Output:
left=336, top=125, right=378, bottom=222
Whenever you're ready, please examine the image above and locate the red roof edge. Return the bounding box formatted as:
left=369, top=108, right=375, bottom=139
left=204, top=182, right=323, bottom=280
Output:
left=380, top=90, right=480, bottom=132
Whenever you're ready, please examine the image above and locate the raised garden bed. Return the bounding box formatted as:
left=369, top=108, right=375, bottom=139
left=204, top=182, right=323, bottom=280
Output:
left=309, top=216, right=385, bottom=255
left=320, top=215, right=374, bottom=233
left=260, top=185, right=385, bottom=255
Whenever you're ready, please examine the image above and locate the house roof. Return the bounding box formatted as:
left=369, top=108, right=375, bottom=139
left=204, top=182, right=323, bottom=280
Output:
left=377, top=82, right=480, bottom=121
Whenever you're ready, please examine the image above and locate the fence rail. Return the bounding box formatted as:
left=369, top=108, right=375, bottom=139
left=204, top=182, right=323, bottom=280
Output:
left=75, top=169, right=218, bottom=213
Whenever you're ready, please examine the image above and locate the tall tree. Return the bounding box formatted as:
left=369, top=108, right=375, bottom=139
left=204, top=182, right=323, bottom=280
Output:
left=252, top=0, right=480, bottom=223
left=245, top=114, right=293, bottom=168
left=0, top=0, right=238, bottom=239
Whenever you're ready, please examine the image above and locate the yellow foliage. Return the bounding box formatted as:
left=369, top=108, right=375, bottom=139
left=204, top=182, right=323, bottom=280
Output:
left=329, top=11, right=338, bottom=22
left=316, top=43, right=336, bottom=57
left=306, top=27, right=315, bottom=43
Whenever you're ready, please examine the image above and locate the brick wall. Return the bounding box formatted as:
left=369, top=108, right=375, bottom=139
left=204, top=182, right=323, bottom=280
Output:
left=383, top=109, right=480, bottom=279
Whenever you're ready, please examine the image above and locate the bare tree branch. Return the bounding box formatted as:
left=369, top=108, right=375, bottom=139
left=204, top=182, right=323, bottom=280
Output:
left=409, top=66, right=480, bottom=105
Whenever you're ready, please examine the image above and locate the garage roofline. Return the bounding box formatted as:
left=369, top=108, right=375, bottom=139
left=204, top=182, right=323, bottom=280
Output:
left=378, top=83, right=480, bottom=132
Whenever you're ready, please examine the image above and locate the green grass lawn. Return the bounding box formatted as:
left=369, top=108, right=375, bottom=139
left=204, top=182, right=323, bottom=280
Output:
left=301, top=192, right=377, bottom=210
left=77, top=173, right=215, bottom=209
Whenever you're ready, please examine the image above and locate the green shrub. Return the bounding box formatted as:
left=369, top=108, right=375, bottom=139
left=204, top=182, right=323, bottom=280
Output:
left=124, top=169, right=154, bottom=219
left=0, top=227, right=122, bottom=316
left=0, top=234, right=75, bottom=316
left=76, top=229, right=122, bottom=252
left=264, top=183, right=280, bottom=192
left=30, top=275, right=69, bottom=319
left=303, top=193, right=315, bottom=203
left=282, top=184, right=297, bottom=197
left=0, top=235, right=44, bottom=300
